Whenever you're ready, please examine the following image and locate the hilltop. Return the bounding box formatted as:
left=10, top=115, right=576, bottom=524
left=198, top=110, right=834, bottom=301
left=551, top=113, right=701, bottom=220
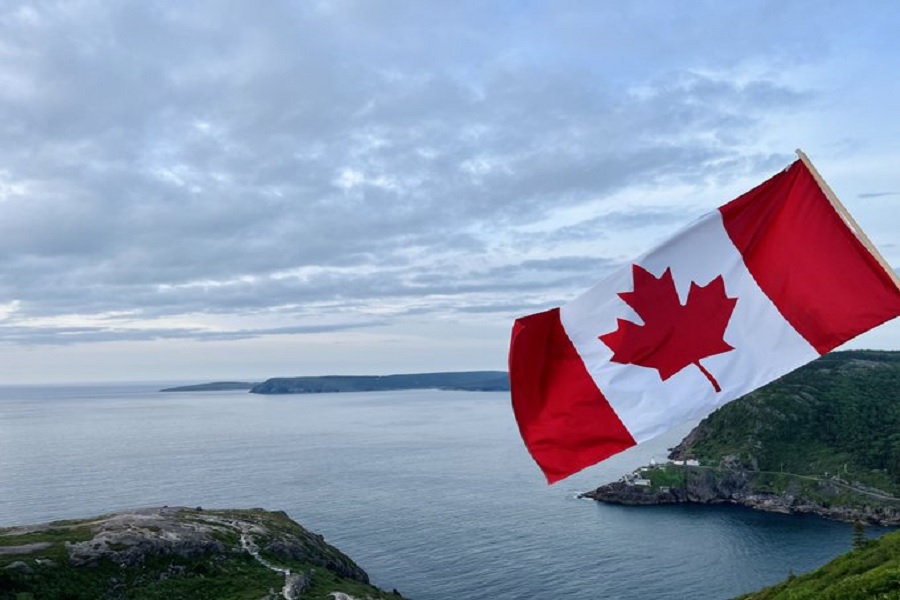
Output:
left=0, top=507, right=400, bottom=600
left=583, top=351, right=900, bottom=525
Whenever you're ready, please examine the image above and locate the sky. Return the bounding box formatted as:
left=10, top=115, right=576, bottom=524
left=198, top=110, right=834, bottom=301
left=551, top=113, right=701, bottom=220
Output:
left=0, top=1, right=898, bottom=383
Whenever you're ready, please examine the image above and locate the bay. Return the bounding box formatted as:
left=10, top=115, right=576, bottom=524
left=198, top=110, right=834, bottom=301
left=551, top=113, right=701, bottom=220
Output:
left=0, top=384, right=888, bottom=599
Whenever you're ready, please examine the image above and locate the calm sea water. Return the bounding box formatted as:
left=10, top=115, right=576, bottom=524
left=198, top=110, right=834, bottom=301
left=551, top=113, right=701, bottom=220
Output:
left=0, top=384, right=890, bottom=599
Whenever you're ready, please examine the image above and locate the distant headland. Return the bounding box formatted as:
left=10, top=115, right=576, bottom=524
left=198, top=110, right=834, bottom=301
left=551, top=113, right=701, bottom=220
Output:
left=582, top=350, right=900, bottom=526
left=161, top=381, right=256, bottom=392
left=161, top=371, right=510, bottom=394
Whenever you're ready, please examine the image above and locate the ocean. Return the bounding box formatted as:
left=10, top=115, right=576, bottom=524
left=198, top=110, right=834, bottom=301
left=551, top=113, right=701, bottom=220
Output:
left=0, top=384, right=889, bottom=599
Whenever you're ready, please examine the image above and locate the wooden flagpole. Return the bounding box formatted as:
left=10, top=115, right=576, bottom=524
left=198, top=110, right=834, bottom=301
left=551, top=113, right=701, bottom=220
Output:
left=795, top=148, right=900, bottom=291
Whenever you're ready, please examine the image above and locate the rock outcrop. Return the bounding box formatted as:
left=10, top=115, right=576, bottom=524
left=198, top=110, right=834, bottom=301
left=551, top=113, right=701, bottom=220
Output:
left=0, top=507, right=401, bottom=600
left=582, top=351, right=900, bottom=527
left=582, top=466, right=900, bottom=526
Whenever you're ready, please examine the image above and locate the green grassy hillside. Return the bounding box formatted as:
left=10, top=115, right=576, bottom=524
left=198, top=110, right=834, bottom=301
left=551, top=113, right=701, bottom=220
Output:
left=672, top=351, right=900, bottom=495
left=0, top=507, right=399, bottom=600
left=738, top=527, right=900, bottom=599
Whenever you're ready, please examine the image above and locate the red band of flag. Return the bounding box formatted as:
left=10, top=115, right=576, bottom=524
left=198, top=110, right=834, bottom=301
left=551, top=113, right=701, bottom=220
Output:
left=720, top=160, right=900, bottom=354
left=509, top=308, right=635, bottom=483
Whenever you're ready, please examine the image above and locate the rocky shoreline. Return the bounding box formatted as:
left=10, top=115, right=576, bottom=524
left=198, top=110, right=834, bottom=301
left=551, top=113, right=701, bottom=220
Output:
left=581, top=465, right=900, bottom=526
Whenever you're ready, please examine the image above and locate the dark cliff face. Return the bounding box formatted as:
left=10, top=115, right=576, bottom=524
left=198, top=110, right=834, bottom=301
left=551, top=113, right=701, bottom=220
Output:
left=582, top=466, right=900, bottom=526
left=0, top=507, right=398, bottom=600
left=581, top=467, right=755, bottom=505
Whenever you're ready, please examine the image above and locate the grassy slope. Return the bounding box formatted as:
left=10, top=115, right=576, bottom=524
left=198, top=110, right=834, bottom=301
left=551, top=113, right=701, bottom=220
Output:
left=737, top=528, right=900, bottom=599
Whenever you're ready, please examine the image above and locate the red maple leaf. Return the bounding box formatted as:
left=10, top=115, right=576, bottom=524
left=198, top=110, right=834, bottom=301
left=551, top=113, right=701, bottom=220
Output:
left=599, top=264, right=737, bottom=392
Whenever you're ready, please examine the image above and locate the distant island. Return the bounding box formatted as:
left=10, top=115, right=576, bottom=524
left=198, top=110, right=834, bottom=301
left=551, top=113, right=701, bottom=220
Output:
left=583, top=350, right=900, bottom=526
left=160, top=381, right=257, bottom=392
left=0, top=506, right=402, bottom=599
left=161, top=371, right=510, bottom=394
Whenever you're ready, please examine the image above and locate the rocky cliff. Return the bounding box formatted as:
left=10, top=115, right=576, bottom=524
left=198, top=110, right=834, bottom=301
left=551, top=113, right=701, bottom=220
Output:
left=0, top=506, right=401, bottom=600
left=581, top=465, right=900, bottom=525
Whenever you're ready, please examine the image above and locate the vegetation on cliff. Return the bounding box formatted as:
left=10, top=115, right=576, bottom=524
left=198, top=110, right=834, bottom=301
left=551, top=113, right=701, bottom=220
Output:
left=671, top=350, right=900, bottom=495
left=584, top=351, right=900, bottom=524
left=582, top=461, right=900, bottom=524
left=737, top=526, right=900, bottom=599
left=0, top=507, right=399, bottom=600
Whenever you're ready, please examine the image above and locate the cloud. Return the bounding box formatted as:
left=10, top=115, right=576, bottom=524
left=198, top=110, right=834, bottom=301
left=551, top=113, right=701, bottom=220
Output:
left=0, top=318, right=388, bottom=346
left=0, top=0, right=894, bottom=362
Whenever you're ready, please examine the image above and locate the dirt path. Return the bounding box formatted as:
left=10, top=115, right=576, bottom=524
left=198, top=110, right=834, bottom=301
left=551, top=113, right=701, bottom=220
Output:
left=229, top=519, right=360, bottom=600
left=239, top=530, right=298, bottom=599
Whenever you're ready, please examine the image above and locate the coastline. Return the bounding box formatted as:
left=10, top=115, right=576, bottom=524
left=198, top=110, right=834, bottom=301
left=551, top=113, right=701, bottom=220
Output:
left=581, top=463, right=900, bottom=526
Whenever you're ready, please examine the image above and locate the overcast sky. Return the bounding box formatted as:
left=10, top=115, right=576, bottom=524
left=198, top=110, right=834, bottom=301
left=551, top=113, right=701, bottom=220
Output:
left=0, top=1, right=897, bottom=383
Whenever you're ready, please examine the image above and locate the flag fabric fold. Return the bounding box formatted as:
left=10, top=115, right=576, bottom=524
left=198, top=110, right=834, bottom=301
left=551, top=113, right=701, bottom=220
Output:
left=510, top=156, right=900, bottom=484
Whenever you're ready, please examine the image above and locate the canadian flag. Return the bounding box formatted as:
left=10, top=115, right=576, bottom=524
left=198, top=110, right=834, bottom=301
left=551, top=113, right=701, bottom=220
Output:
left=509, top=153, right=900, bottom=484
